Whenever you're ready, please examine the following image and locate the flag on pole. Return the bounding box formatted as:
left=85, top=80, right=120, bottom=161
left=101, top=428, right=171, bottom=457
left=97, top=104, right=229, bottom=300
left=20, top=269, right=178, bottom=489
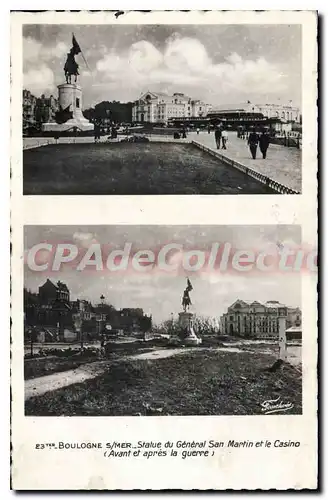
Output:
left=72, top=34, right=82, bottom=55
left=186, top=278, right=193, bottom=292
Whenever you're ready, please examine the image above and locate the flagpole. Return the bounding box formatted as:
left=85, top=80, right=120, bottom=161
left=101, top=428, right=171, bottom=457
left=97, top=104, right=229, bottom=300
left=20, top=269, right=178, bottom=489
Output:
left=72, top=32, right=91, bottom=73
left=81, top=51, right=91, bottom=72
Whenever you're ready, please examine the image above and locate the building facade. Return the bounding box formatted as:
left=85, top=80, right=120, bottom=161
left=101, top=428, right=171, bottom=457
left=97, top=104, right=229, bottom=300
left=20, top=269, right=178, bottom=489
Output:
left=38, top=279, right=70, bottom=304
left=23, top=89, right=37, bottom=131
left=24, top=280, right=153, bottom=342
left=255, top=103, right=300, bottom=122
left=220, top=299, right=301, bottom=338
left=35, top=94, right=58, bottom=126
left=132, top=91, right=211, bottom=124
left=208, top=101, right=300, bottom=125
left=23, top=89, right=58, bottom=133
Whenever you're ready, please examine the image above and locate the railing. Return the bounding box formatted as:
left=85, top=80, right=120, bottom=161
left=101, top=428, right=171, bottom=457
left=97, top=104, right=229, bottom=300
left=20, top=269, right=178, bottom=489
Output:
left=192, top=141, right=300, bottom=195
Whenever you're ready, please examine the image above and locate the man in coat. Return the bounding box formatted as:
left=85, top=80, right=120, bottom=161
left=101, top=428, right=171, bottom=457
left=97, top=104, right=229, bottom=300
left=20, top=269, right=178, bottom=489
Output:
left=214, top=126, right=222, bottom=149
left=247, top=127, right=260, bottom=159
left=259, top=129, right=270, bottom=159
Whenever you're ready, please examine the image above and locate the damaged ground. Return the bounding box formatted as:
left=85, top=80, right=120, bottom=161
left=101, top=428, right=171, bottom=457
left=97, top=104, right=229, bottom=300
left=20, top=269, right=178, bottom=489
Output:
left=25, top=344, right=302, bottom=416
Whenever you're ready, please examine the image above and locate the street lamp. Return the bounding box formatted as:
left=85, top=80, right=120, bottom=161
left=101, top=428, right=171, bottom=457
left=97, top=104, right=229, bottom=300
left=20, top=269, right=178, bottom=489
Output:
left=74, top=314, right=83, bottom=351
left=106, top=109, right=111, bottom=133
left=278, top=307, right=287, bottom=360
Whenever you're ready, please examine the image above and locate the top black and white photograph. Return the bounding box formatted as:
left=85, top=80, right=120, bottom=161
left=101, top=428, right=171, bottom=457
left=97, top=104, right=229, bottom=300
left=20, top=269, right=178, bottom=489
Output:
left=22, top=23, right=302, bottom=195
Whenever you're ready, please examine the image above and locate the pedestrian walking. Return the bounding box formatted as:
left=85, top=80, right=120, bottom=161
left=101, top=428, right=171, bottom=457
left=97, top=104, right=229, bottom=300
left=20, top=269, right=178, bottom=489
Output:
left=259, top=130, right=270, bottom=159
left=196, top=127, right=200, bottom=135
left=221, top=129, right=228, bottom=149
left=214, top=126, right=222, bottom=149
left=182, top=127, right=187, bottom=139
left=94, top=122, right=101, bottom=143
left=248, top=127, right=259, bottom=159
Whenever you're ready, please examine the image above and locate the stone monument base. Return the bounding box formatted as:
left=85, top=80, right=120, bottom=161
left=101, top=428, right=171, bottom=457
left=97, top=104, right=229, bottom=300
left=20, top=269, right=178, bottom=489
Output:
left=178, top=311, right=202, bottom=346
left=42, top=119, right=94, bottom=133
left=42, top=82, right=94, bottom=134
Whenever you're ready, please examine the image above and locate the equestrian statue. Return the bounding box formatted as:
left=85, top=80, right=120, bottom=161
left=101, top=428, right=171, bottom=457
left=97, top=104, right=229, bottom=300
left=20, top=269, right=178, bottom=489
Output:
left=63, top=34, right=82, bottom=84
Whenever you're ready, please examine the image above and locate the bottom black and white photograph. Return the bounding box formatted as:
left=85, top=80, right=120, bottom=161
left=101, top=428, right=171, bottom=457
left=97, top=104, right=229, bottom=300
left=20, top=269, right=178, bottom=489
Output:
left=23, top=224, right=305, bottom=417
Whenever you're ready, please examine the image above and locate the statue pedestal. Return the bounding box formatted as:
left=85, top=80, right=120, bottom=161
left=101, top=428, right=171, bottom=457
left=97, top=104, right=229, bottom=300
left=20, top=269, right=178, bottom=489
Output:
left=42, top=83, right=94, bottom=133
left=178, top=312, right=202, bottom=346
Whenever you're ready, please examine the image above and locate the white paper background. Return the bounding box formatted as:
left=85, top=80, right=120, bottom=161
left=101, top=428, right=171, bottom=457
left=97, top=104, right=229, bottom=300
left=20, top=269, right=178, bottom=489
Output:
left=10, top=9, right=318, bottom=491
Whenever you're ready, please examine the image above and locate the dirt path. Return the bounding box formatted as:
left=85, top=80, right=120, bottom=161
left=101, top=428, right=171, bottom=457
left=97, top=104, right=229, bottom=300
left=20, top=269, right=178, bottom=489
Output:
left=25, top=344, right=300, bottom=400
left=24, top=361, right=110, bottom=400
left=24, top=348, right=204, bottom=400
left=129, top=347, right=198, bottom=360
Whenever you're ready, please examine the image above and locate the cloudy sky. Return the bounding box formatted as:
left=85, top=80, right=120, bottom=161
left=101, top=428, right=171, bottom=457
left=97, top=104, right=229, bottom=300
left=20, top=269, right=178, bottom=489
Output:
left=24, top=225, right=302, bottom=323
left=23, top=24, right=302, bottom=109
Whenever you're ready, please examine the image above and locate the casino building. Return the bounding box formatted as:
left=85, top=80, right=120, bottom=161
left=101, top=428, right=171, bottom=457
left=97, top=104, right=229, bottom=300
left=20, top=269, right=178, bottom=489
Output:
left=220, top=299, right=301, bottom=338
left=132, top=91, right=211, bottom=124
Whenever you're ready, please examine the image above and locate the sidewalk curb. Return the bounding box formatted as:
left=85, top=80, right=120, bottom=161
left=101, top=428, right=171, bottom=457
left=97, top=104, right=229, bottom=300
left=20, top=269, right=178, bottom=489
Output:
left=192, top=140, right=300, bottom=195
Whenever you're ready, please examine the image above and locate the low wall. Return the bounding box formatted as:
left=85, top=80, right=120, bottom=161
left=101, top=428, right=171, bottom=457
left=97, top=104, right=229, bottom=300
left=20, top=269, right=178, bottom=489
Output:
left=23, top=136, right=190, bottom=149
left=23, top=138, right=56, bottom=150
left=192, top=141, right=299, bottom=195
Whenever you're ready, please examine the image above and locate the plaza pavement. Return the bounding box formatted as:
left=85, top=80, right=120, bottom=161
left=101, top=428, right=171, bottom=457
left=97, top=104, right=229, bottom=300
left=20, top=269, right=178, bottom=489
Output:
left=190, top=131, right=302, bottom=192
left=23, top=131, right=301, bottom=192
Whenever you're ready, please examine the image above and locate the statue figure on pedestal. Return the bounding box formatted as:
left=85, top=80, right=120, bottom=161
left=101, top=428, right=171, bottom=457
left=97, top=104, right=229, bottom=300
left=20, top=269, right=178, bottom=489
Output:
left=64, top=50, right=79, bottom=84
left=42, top=32, right=94, bottom=134
left=182, top=278, right=193, bottom=312
left=63, top=34, right=82, bottom=84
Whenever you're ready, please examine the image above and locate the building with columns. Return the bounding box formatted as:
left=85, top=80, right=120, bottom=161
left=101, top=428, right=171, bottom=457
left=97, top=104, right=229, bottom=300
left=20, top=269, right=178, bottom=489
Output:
left=132, top=91, right=211, bottom=124
left=220, top=299, right=301, bottom=338
left=255, top=103, right=300, bottom=122
left=208, top=101, right=301, bottom=124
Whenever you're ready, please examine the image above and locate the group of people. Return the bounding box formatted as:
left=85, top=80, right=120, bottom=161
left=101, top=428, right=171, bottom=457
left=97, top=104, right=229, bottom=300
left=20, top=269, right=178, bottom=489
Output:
left=214, top=124, right=271, bottom=159
left=173, top=127, right=188, bottom=139
left=214, top=126, right=229, bottom=150
left=94, top=124, right=119, bottom=143
left=247, top=128, right=271, bottom=159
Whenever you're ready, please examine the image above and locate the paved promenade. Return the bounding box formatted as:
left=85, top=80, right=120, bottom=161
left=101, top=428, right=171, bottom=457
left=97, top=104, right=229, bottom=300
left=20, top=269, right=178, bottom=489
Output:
left=190, top=131, right=302, bottom=192
left=23, top=131, right=301, bottom=192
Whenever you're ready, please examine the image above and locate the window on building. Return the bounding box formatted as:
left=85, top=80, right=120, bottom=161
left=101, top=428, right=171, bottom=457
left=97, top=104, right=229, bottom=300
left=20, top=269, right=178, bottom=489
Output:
left=230, top=315, right=233, bottom=320
left=76, top=98, right=80, bottom=108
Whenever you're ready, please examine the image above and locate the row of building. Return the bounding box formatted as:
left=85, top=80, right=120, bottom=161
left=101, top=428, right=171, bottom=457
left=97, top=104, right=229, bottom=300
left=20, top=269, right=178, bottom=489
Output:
left=131, top=92, right=301, bottom=129
left=220, top=299, right=301, bottom=339
left=24, top=278, right=152, bottom=343
left=25, top=279, right=301, bottom=343
left=23, top=87, right=301, bottom=133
